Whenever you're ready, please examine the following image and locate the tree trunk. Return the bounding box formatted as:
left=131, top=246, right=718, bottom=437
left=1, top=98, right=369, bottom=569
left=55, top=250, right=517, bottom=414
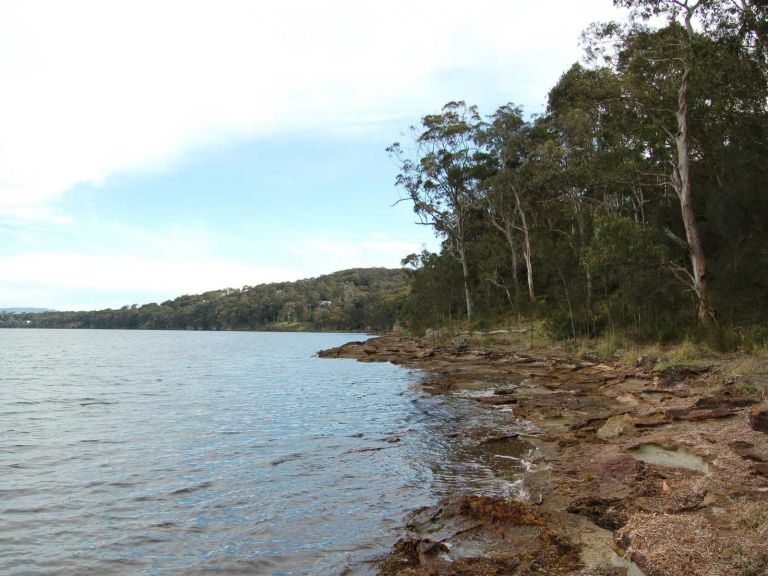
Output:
left=496, top=223, right=520, bottom=300
left=509, top=238, right=520, bottom=300
left=513, top=190, right=536, bottom=302
left=487, top=196, right=520, bottom=301
left=674, top=14, right=711, bottom=323
left=458, top=243, right=474, bottom=320
left=456, top=214, right=474, bottom=321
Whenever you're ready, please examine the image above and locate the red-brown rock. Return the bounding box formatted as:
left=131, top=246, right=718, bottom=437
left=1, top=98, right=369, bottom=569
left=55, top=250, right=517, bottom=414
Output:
left=748, top=403, right=768, bottom=433
left=476, top=396, right=517, bottom=406
left=695, top=395, right=759, bottom=409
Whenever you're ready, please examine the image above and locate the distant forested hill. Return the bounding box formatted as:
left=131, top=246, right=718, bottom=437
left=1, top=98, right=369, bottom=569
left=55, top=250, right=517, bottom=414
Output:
left=0, top=268, right=410, bottom=332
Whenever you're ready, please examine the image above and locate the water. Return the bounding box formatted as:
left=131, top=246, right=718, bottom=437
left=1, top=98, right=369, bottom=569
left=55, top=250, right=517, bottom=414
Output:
left=0, top=330, right=525, bottom=575
left=628, top=443, right=710, bottom=473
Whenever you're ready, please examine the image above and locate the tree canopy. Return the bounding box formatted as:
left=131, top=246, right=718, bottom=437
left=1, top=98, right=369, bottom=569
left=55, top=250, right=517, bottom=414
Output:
left=394, top=0, right=768, bottom=342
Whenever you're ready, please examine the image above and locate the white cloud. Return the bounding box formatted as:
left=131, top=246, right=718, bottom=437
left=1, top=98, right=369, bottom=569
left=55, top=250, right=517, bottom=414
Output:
left=0, top=230, right=436, bottom=309
left=0, top=251, right=301, bottom=310
left=0, top=0, right=624, bottom=220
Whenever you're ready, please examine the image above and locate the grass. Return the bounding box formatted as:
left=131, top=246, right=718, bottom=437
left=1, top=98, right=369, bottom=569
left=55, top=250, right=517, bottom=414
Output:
left=737, top=502, right=768, bottom=531
left=729, top=355, right=768, bottom=377
left=564, top=332, right=712, bottom=370
left=412, top=321, right=768, bottom=391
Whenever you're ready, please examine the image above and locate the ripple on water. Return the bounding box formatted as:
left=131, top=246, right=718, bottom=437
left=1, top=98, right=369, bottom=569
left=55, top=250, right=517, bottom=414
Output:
left=1, top=329, right=530, bottom=575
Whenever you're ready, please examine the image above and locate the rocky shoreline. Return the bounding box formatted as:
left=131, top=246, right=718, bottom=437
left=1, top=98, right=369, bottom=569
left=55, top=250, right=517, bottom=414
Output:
left=319, top=334, right=768, bottom=576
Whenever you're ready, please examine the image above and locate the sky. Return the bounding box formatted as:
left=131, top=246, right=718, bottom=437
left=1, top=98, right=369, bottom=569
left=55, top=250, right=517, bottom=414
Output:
left=0, top=0, right=625, bottom=311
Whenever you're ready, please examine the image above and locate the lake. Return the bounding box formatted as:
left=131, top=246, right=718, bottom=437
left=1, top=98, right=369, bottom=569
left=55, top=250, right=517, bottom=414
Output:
left=0, top=330, right=520, bottom=575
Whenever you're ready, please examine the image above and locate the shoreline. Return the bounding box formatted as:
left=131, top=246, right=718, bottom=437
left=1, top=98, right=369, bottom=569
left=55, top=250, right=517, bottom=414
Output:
left=320, top=334, right=768, bottom=576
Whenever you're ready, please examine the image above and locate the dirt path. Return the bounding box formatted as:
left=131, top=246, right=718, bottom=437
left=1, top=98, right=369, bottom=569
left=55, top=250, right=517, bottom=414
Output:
left=320, top=335, right=768, bottom=576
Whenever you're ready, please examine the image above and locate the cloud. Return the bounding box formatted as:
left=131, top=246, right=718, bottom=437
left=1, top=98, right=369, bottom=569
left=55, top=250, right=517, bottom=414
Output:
left=0, top=0, right=624, bottom=221
left=287, top=232, right=431, bottom=273
left=0, top=251, right=301, bottom=310
left=0, top=229, right=435, bottom=309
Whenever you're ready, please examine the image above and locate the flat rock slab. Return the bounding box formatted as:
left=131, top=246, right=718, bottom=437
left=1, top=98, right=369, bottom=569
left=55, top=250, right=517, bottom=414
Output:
left=666, top=407, right=740, bottom=421
left=596, top=414, right=635, bottom=440
left=476, top=395, right=517, bottom=406
left=749, top=403, right=768, bottom=433
left=695, top=395, right=760, bottom=409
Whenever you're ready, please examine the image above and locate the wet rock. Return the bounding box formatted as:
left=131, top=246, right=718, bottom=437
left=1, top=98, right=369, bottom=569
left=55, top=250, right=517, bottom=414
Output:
left=493, top=386, right=518, bottom=395
left=628, top=443, right=710, bottom=473
left=749, top=402, right=768, bottom=433
left=476, top=395, right=517, bottom=406
left=479, top=433, right=520, bottom=444
left=379, top=495, right=583, bottom=576
left=416, top=539, right=452, bottom=575
left=448, top=427, right=520, bottom=445
left=567, top=497, right=625, bottom=530
left=596, top=414, right=635, bottom=440
left=317, top=341, right=364, bottom=358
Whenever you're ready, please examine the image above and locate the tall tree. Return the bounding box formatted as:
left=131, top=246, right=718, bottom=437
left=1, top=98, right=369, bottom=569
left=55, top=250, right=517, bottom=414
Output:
left=615, top=0, right=713, bottom=322
left=479, top=104, right=539, bottom=302
left=388, top=101, right=487, bottom=320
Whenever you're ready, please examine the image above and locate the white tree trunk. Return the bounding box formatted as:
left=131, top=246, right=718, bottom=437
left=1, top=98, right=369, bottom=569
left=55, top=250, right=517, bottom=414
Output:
left=674, top=8, right=711, bottom=322
left=513, top=190, right=536, bottom=302
left=456, top=215, right=474, bottom=321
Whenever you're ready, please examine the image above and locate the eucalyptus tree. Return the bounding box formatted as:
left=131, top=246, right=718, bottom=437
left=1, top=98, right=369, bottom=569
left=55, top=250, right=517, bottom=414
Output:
left=388, top=101, right=490, bottom=320
left=608, top=0, right=716, bottom=322
left=584, top=0, right=768, bottom=323
left=478, top=104, right=538, bottom=302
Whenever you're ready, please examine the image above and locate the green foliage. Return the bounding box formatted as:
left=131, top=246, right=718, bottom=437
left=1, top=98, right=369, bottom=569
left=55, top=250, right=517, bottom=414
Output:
left=395, top=1, right=768, bottom=343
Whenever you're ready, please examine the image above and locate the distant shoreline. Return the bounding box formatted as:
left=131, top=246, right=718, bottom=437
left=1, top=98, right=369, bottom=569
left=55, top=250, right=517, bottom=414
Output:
left=0, top=325, right=375, bottom=335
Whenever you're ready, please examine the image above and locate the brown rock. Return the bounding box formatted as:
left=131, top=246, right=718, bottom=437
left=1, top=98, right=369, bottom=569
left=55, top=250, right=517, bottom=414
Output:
left=635, top=412, right=671, bottom=428
left=476, top=395, right=517, bottom=406
left=597, top=454, right=645, bottom=481
left=730, top=441, right=766, bottom=462
left=749, top=403, right=768, bottom=433
left=596, top=414, right=635, bottom=440
left=597, top=414, right=635, bottom=440
left=695, top=395, right=759, bottom=409
left=567, top=496, right=625, bottom=530
left=666, top=407, right=739, bottom=421
left=616, top=393, right=640, bottom=406
left=682, top=408, right=740, bottom=421
left=731, top=442, right=766, bottom=462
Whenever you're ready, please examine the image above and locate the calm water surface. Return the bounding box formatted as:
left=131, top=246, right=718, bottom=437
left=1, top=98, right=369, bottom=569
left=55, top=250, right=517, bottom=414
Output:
left=0, top=330, right=526, bottom=575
